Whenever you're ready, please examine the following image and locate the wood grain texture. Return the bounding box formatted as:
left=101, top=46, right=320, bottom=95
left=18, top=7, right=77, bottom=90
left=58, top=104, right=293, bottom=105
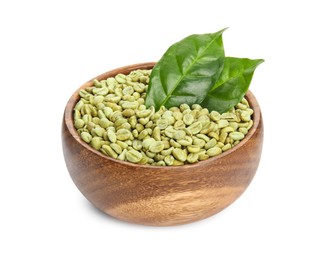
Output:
left=62, top=62, right=264, bottom=226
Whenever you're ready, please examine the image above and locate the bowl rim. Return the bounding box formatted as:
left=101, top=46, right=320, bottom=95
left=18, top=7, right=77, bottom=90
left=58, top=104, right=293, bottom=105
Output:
left=64, top=62, right=262, bottom=169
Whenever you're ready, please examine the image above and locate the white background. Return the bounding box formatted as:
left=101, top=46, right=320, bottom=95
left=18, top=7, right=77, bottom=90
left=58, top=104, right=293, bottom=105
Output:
left=1, top=0, right=321, bottom=259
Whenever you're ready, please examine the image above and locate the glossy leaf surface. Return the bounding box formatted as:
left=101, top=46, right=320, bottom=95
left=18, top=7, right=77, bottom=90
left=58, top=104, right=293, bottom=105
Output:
left=145, top=29, right=226, bottom=111
left=201, top=57, right=264, bottom=113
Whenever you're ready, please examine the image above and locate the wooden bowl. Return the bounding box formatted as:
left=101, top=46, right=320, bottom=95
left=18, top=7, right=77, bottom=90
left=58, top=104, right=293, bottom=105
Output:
left=62, top=62, right=263, bottom=226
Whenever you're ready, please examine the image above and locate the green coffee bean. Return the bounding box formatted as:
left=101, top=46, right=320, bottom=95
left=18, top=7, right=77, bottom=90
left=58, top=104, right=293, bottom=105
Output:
left=156, top=118, right=169, bottom=129
left=110, top=143, right=123, bottom=154
left=93, top=95, right=104, bottom=105
left=132, top=92, right=140, bottom=100
left=115, top=74, right=127, bottom=84
left=154, top=154, right=165, bottom=162
left=121, top=101, right=138, bottom=110
left=221, top=126, right=234, bottom=134
left=173, top=111, right=183, bottom=121
left=96, top=103, right=105, bottom=110
left=162, top=140, right=171, bottom=149
left=221, top=112, right=237, bottom=121
left=97, top=110, right=106, bottom=119
left=142, top=138, right=155, bottom=150
left=205, top=138, right=217, bottom=150
left=98, top=118, right=111, bottom=128
left=170, top=139, right=181, bottom=148
left=114, top=118, right=127, bottom=128
left=218, top=119, right=229, bottom=128
left=123, top=86, right=134, bottom=95
left=155, top=161, right=166, bottom=166
left=93, top=79, right=101, bottom=87
left=208, top=131, right=219, bottom=140
left=187, top=145, right=200, bottom=153
left=164, top=155, right=175, bottom=166
left=196, top=134, right=210, bottom=142
left=173, top=130, right=186, bottom=140
left=109, top=111, right=123, bottom=122
left=177, top=136, right=193, bottom=146
left=86, top=122, right=95, bottom=132
left=237, top=103, right=248, bottom=110
left=187, top=121, right=202, bottom=134
left=116, top=140, right=128, bottom=150
left=146, top=151, right=156, bottom=158
left=183, top=113, right=194, bottom=125
left=172, top=148, right=187, bottom=162
left=187, top=153, right=199, bottom=163
left=118, top=149, right=127, bottom=161
left=132, top=139, right=143, bottom=150
left=193, top=138, right=206, bottom=148
left=233, top=140, right=240, bottom=146
left=174, top=120, right=185, bottom=130
left=149, top=141, right=164, bottom=153
left=198, top=153, right=209, bottom=161
left=216, top=142, right=225, bottom=148
left=229, top=122, right=239, bottom=131
left=229, top=131, right=245, bottom=141
left=133, top=83, right=146, bottom=93
left=81, top=132, right=92, bottom=143
left=125, top=149, right=142, bottom=163
left=239, top=127, right=248, bottom=135
left=90, top=137, right=102, bottom=150
left=106, top=129, right=116, bottom=143
left=207, top=147, right=222, bottom=157
left=161, top=147, right=174, bottom=156
left=106, top=77, right=116, bottom=87
left=101, top=145, right=118, bottom=158
left=192, top=104, right=202, bottom=110
left=173, top=160, right=184, bottom=166
left=197, top=115, right=209, bottom=123
left=74, top=100, right=84, bottom=111
left=122, top=109, right=135, bottom=117
left=145, top=120, right=153, bottom=129
left=165, top=126, right=175, bottom=138
left=152, top=126, right=161, bottom=141
left=138, top=129, right=149, bottom=140
left=246, top=120, right=253, bottom=130
left=225, top=137, right=234, bottom=144
left=180, top=104, right=190, bottom=112
left=93, top=126, right=105, bottom=137
left=132, top=129, right=138, bottom=138
left=222, top=143, right=232, bottom=152
left=135, top=123, right=144, bottom=132
left=92, top=117, right=100, bottom=125
left=79, top=89, right=90, bottom=99
left=103, top=107, right=113, bottom=118
left=128, top=116, right=137, bottom=128
left=219, top=132, right=228, bottom=143
left=136, top=109, right=151, bottom=118
left=105, top=95, right=121, bottom=103
left=200, top=121, right=216, bottom=134
left=240, top=111, right=251, bottom=121
left=96, top=87, right=109, bottom=96
left=116, top=129, right=132, bottom=141
left=137, top=97, right=145, bottom=105
left=74, top=110, right=81, bottom=121
left=75, top=119, right=85, bottom=129
left=138, top=117, right=149, bottom=125
left=209, top=111, right=221, bottom=121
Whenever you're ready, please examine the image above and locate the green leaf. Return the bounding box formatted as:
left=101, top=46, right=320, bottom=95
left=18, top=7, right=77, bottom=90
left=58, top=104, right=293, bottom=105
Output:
left=201, top=57, right=264, bottom=113
left=145, top=29, right=226, bottom=111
